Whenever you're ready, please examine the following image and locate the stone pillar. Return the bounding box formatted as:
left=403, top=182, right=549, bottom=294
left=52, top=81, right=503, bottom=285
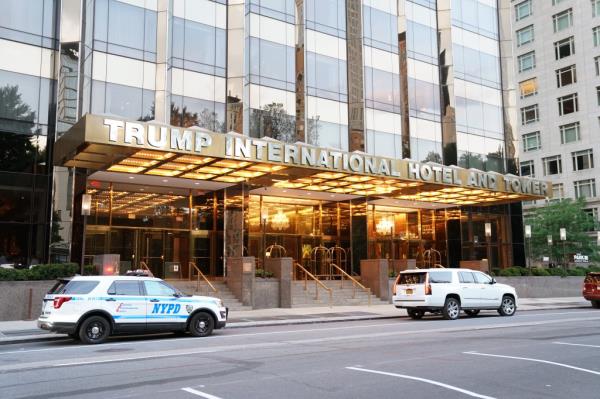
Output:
left=226, top=256, right=255, bottom=307
left=360, top=259, right=389, bottom=300
left=264, top=257, right=293, bottom=308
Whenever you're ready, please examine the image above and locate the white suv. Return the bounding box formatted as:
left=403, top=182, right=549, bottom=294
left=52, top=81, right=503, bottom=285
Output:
left=37, top=274, right=228, bottom=344
left=392, top=268, right=518, bottom=320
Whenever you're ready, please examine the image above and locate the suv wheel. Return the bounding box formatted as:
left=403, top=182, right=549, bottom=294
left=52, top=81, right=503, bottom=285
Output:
left=407, top=309, right=424, bottom=320
left=464, top=309, right=480, bottom=317
left=442, top=297, right=461, bottom=320
left=498, top=295, right=516, bottom=316
left=79, top=316, right=110, bottom=344
left=189, top=311, right=214, bottom=337
left=591, top=300, right=600, bottom=309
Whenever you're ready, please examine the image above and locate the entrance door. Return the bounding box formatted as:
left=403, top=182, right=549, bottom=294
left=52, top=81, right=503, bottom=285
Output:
left=140, top=231, right=164, bottom=278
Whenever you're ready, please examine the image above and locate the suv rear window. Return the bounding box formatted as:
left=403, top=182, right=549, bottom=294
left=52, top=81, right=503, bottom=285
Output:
left=51, top=280, right=99, bottom=295
left=429, top=271, right=452, bottom=283
left=399, top=273, right=426, bottom=284
left=585, top=273, right=600, bottom=284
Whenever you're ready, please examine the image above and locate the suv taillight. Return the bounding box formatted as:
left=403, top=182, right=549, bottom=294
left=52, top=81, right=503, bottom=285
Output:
left=53, top=296, right=72, bottom=309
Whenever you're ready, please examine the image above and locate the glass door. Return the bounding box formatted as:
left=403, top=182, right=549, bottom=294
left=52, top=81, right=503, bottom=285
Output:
left=140, top=231, right=164, bottom=278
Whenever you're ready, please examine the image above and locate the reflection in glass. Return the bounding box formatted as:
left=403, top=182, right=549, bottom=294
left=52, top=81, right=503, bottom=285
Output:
left=172, top=17, right=226, bottom=77
left=0, top=0, right=57, bottom=48
left=171, top=95, right=226, bottom=132
left=91, top=81, right=155, bottom=122
left=306, top=52, right=347, bottom=102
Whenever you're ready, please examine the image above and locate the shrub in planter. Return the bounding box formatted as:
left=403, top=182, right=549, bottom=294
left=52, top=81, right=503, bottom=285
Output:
left=255, top=268, right=275, bottom=278
left=531, top=268, right=550, bottom=276
left=567, top=268, right=587, bottom=276
left=498, top=267, right=522, bottom=277
left=547, top=267, right=568, bottom=277
left=0, top=263, right=83, bottom=281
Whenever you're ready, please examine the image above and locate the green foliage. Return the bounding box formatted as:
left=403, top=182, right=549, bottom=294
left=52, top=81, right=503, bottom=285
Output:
left=0, top=263, right=95, bottom=281
left=531, top=268, right=550, bottom=276
left=255, top=268, right=275, bottom=278
left=524, top=198, right=599, bottom=266
left=389, top=270, right=398, bottom=278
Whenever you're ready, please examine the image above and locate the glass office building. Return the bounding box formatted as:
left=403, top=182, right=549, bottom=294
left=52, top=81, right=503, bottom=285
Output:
left=0, top=0, right=542, bottom=276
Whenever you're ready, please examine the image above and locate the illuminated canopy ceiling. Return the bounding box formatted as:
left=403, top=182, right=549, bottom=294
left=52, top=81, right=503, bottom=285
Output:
left=55, top=114, right=550, bottom=207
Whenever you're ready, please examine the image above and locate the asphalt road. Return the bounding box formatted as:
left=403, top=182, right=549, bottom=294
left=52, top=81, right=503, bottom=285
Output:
left=0, top=308, right=599, bottom=399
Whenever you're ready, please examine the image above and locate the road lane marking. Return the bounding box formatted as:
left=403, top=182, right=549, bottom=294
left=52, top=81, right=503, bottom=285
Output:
left=463, top=351, right=600, bottom=376
left=346, top=367, right=496, bottom=399
left=553, top=341, right=600, bottom=349
left=53, top=349, right=215, bottom=367
left=181, top=387, right=222, bottom=398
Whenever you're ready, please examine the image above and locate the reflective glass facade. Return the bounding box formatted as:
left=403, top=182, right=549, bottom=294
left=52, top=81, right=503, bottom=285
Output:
left=0, top=0, right=524, bottom=270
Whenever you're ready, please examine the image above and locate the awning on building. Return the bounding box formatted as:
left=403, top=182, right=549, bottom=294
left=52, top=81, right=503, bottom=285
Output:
left=54, top=114, right=551, bottom=206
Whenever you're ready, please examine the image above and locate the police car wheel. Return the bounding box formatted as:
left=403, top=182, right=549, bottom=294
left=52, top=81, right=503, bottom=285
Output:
left=189, top=312, right=214, bottom=337
left=79, top=316, right=110, bottom=344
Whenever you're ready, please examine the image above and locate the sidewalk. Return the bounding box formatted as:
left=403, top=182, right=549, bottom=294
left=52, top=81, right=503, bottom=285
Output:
left=0, top=297, right=591, bottom=345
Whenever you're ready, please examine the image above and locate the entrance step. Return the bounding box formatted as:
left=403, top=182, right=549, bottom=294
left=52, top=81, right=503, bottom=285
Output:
left=169, top=280, right=251, bottom=311
left=291, top=281, right=389, bottom=308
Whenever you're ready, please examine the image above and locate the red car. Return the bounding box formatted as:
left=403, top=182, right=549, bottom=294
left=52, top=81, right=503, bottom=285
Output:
left=583, top=272, right=600, bottom=308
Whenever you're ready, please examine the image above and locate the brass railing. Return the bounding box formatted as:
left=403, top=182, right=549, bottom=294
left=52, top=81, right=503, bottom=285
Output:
left=189, top=262, right=218, bottom=296
left=139, top=261, right=153, bottom=277
left=330, top=263, right=371, bottom=306
left=294, top=263, right=332, bottom=307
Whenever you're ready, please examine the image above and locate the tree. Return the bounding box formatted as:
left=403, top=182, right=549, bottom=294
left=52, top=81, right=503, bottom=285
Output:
left=525, top=198, right=599, bottom=266
left=169, top=102, right=225, bottom=132
left=250, top=102, right=295, bottom=143
left=306, top=115, right=321, bottom=146
left=423, top=151, right=443, bottom=164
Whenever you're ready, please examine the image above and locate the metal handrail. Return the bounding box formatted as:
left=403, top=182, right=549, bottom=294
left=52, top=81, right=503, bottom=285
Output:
left=294, top=263, right=332, bottom=307
left=139, top=261, right=154, bottom=277
left=330, top=263, right=371, bottom=306
left=189, top=262, right=218, bottom=295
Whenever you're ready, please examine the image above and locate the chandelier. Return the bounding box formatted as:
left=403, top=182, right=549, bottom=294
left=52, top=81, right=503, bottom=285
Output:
left=376, top=217, right=394, bottom=235
left=271, top=210, right=290, bottom=231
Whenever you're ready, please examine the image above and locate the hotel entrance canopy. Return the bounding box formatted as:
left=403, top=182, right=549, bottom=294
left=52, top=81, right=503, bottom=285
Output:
left=55, top=114, right=551, bottom=206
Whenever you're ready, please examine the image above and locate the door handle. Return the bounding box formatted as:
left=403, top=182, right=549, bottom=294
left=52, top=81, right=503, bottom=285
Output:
left=105, top=298, right=116, bottom=302
left=150, top=299, right=159, bottom=302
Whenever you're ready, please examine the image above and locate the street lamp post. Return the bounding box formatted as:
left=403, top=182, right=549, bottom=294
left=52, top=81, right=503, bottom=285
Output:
left=525, top=225, right=532, bottom=269
left=560, top=227, right=567, bottom=269
left=485, top=222, right=492, bottom=273
left=80, top=194, right=91, bottom=274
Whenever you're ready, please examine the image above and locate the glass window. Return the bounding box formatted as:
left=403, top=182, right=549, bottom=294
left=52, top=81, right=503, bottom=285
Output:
left=0, top=0, right=57, bottom=48
left=515, top=0, right=532, bottom=21
left=458, top=271, right=475, bottom=283
left=406, top=20, right=437, bottom=63
left=307, top=120, right=347, bottom=151
left=399, top=272, right=426, bottom=284
left=518, top=51, right=536, bottom=72
left=520, top=104, right=539, bottom=125
left=407, top=78, right=441, bottom=120
left=249, top=0, right=295, bottom=24
left=553, top=9, right=573, bottom=32
left=594, top=27, right=600, bottom=46
left=596, top=56, right=600, bottom=76
left=572, top=149, right=594, bottom=171
left=520, top=160, right=535, bottom=177
left=543, top=155, right=562, bottom=175
left=249, top=37, right=295, bottom=92
left=364, top=67, right=400, bottom=113
left=554, top=36, right=575, bottom=59
left=429, top=271, right=453, bottom=283
left=172, top=17, right=226, bottom=77
left=306, top=52, right=347, bottom=102
left=55, top=280, right=100, bottom=295
left=558, top=93, right=578, bottom=116
left=170, top=95, right=226, bottom=132
left=473, top=272, right=492, bottom=284
left=107, top=280, right=142, bottom=296
left=91, top=81, right=155, bottom=122
left=594, top=0, right=600, bottom=17
left=556, top=65, right=576, bottom=87
left=516, top=25, right=534, bottom=46
left=553, top=0, right=565, bottom=4
left=523, top=131, right=541, bottom=151
left=560, top=122, right=580, bottom=143
left=519, top=78, right=538, bottom=98
left=551, top=183, right=564, bottom=202
left=305, top=0, right=346, bottom=36
left=597, top=86, right=600, bottom=106
left=574, top=179, right=597, bottom=198
left=363, top=5, right=399, bottom=53
left=94, top=0, right=157, bottom=61
left=143, top=280, right=177, bottom=296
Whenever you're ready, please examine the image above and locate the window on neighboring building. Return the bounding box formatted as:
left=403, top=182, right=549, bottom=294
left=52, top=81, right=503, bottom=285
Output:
left=516, top=25, right=534, bottom=46
left=558, top=93, right=578, bottom=115
left=572, top=149, right=594, bottom=171
left=553, top=9, right=573, bottom=32
left=552, top=0, right=565, bottom=5
left=574, top=179, right=597, bottom=198
left=521, top=104, right=539, bottom=125
left=543, top=155, right=562, bottom=175
left=520, top=160, right=535, bottom=177
left=554, top=36, right=575, bottom=59
left=594, top=26, right=600, bottom=46
left=594, top=0, right=600, bottom=17
left=520, top=78, right=538, bottom=98
left=549, top=183, right=564, bottom=203
left=597, top=86, right=600, bottom=105
left=583, top=208, right=599, bottom=230
left=556, top=65, right=576, bottom=87
left=596, top=56, right=600, bottom=76
left=523, top=131, right=541, bottom=151
left=518, top=51, right=536, bottom=72
left=560, top=122, right=580, bottom=143
left=516, top=0, right=532, bottom=21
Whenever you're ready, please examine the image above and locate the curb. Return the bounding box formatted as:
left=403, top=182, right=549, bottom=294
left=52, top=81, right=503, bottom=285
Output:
left=0, top=304, right=590, bottom=346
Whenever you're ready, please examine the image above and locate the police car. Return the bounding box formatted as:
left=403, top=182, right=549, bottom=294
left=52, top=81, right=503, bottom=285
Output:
left=37, top=272, right=228, bottom=344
